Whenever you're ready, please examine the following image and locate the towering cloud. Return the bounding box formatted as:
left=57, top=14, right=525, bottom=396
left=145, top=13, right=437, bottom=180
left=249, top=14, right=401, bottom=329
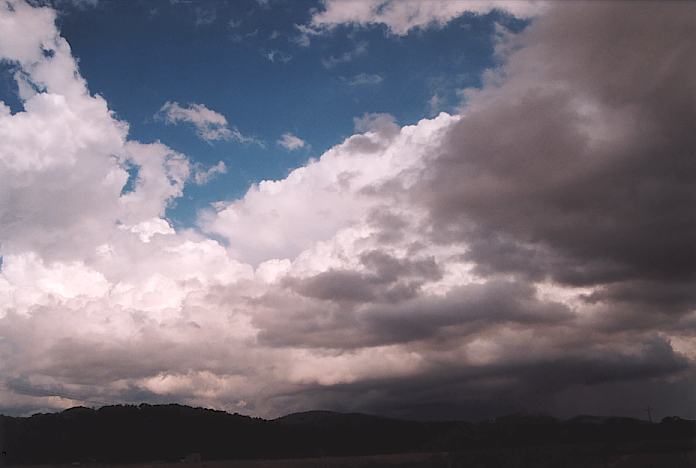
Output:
left=0, top=0, right=693, bottom=420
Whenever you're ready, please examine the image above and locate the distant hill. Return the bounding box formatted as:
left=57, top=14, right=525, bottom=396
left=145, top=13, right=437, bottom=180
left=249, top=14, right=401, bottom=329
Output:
left=275, top=410, right=391, bottom=426
left=0, top=404, right=693, bottom=465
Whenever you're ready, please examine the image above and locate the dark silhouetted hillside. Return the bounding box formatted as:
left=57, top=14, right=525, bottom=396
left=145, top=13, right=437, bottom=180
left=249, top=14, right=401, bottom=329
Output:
left=0, top=405, right=693, bottom=465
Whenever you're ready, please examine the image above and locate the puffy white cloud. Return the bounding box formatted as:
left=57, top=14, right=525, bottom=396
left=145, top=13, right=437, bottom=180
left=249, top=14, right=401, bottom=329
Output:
left=202, top=112, right=458, bottom=264
left=0, top=0, right=256, bottom=411
left=277, top=132, right=306, bottom=150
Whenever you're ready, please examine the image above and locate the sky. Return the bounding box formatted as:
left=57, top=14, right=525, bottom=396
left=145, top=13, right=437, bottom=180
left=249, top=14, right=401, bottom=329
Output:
left=0, top=0, right=694, bottom=420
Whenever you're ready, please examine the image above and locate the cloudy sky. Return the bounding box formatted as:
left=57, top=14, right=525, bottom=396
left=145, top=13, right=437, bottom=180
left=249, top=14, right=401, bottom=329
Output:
left=0, top=0, right=694, bottom=420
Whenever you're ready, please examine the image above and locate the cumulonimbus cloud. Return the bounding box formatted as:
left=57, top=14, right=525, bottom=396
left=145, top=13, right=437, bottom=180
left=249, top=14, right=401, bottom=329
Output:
left=0, top=0, right=694, bottom=420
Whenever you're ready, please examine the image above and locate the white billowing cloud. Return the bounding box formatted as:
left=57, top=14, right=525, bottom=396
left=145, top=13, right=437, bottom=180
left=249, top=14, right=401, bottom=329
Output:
left=193, top=160, right=227, bottom=185
left=0, top=0, right=174, bottom=262
left=119, top=141, right=190, bottom=221
left=125, top=218, right=175, bottom=243
left=0, top=252, right=109, bottom=314
left=277, top=132, right=306, bottom=150
left=0, top=0, right=92, bottom=102
left=156, top=101, right=262, bottom=145
left=310, top=0, right=546, bottom=35
left=0, top=1, right=54, bottom=66
left=0, top=0, right=255, bottom=410
left=202, top=112, right=458, bottom=264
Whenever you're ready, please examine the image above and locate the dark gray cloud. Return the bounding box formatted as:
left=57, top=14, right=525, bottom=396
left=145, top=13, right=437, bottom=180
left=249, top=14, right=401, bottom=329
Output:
left=251, top=1, right=696, bottom=418
left=416, top=1, right=696, bottom=304
left=285, top=251, right=442, bottom=305
left=256, top=278, right=571, bottom=349
left=260, top=335, right=692, bottom=421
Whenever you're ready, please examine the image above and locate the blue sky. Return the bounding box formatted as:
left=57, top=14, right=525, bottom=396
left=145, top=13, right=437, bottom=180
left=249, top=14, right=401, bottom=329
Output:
left=19, top=0, right=524, bottom=227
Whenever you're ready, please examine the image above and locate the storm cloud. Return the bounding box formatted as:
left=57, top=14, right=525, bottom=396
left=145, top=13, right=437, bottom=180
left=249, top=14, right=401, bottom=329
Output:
left=0, top=0, right=694, bottom=421
left=421, top=2, right=696, bottom=288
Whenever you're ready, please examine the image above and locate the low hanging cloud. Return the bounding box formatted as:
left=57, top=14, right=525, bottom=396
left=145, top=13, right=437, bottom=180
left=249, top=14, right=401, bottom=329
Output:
left=0, top=0, right=694, bottom=421
left=156, top=101, right=262, bottom=145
